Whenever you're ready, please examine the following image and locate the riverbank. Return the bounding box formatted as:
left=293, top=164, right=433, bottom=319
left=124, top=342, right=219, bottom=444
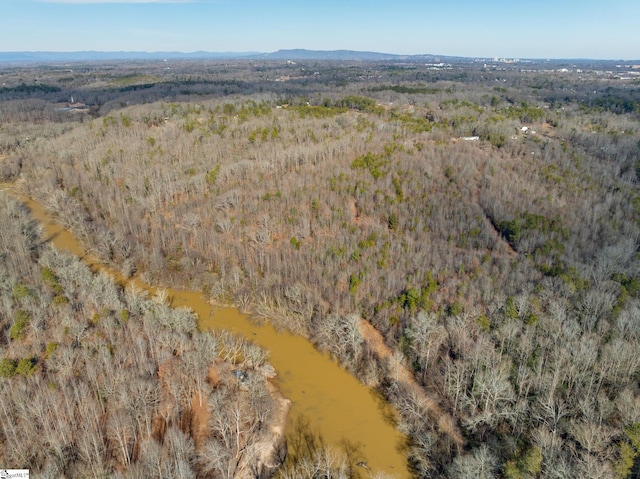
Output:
left=357, top=319, right=464, bottom=449
left=3, top=183, right=291, bottom=478
left=6, top=182, right=412, bottom=478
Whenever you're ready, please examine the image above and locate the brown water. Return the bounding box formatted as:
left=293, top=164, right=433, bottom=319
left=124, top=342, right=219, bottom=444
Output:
left=7, top=187, right=410, bottom=479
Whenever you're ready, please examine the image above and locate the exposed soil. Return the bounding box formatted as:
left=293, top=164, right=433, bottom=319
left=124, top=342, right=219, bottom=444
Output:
left=357, top=319, right=464, bottom=448
left=190, top=394, right=210, bottom=449
left=246, top=382, right=291, bottom=478
left=189, top=361, right=291, bottom=479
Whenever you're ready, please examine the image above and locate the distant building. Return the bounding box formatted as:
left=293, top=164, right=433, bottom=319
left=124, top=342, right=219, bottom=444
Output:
left=68, top=101, right=87, bottom=110
left=67, top=96, right=87, bottom=110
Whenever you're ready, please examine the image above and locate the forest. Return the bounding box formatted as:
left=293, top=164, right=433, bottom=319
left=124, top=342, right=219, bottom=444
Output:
left=1, top=57, right=640, bottom=478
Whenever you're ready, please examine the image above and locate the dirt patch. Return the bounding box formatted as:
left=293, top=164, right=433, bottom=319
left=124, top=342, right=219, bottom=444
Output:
left=227, top=378, right=291, bottom=479
left=357, top=319, right=464, bottom=448
left=190, top=393, right=210, bottom=448
left=348, top=196, right=378, bottom=228
left=541, top=122, right=556, bottom=138
left=248, top=382, right=291, bottom=476
left=208, top=363, right=221, bottom=387
left=348, top=197, right=358, bottom=222
left=194, top=359, right=291, bottom=478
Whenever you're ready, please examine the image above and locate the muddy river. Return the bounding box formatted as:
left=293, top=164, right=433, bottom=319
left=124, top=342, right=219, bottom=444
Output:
left=8, top=187, right=411, bottom=478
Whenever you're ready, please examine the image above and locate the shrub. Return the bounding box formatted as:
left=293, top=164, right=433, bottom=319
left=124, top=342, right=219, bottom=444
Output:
left=41, top=266, right=64, bottom=294
left=334, top=95, right=382, bottom=114
left=349, top=274, right=361, bottom=294
left=45, top=342, right=59, bottom=359
left=351, top=152, right=389, bottom=180
left=52, top=295, right=69, bottom=305
left=15, top=357, right=37, bottom=376
left=0, top=358, right=16, bottom=378
left=10, top=310, right=30, bottom=341
left=205, top=165, right=220, bottom=185
left=447, top=301, right=463, bottom=316
left=388, top=212, right=398, bottom=231
left=12, top=283, right=31, bottom=300
left=477, top=315, right=491, bottom=332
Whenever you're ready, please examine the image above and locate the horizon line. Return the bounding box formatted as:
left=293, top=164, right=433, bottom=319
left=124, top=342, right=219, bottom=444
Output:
left=0, top=49, right=638, bottom=62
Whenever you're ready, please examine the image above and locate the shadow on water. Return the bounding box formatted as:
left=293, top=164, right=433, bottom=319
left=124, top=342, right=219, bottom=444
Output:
left=279, top=413, right=411, bottom=479
left=278, top=414, right=369, bottom=479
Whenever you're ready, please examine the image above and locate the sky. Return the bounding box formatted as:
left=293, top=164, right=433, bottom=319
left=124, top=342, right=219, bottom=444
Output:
left=1, top=0, right=638, bottom=60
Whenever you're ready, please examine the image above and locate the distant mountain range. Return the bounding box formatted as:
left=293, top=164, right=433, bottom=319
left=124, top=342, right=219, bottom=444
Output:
left=0, top=49, right=634, bottom=63
left=0, top=49, right=456, bottom=63
left=0, top=51, right=255, bottom=62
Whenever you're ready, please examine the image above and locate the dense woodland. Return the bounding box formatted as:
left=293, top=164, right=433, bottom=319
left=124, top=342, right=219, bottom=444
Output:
left=1, top=58, right=640, bottom=478
left=0, top=192, right=286, bottom=477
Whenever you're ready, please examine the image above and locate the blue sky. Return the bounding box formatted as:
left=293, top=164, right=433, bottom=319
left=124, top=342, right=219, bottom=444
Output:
left=2, top=0, right=638, bottom=59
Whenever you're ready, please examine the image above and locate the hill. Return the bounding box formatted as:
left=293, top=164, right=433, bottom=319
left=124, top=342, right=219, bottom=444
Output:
left=0, top=50, right=257, bottom=63
left=0, top=48, right=468, bottom=63
left=1, top=59, right=640, bottom=478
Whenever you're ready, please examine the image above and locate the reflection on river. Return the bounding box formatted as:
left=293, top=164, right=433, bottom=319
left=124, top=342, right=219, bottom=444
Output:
left=11, top=187, right=410, bottom=479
